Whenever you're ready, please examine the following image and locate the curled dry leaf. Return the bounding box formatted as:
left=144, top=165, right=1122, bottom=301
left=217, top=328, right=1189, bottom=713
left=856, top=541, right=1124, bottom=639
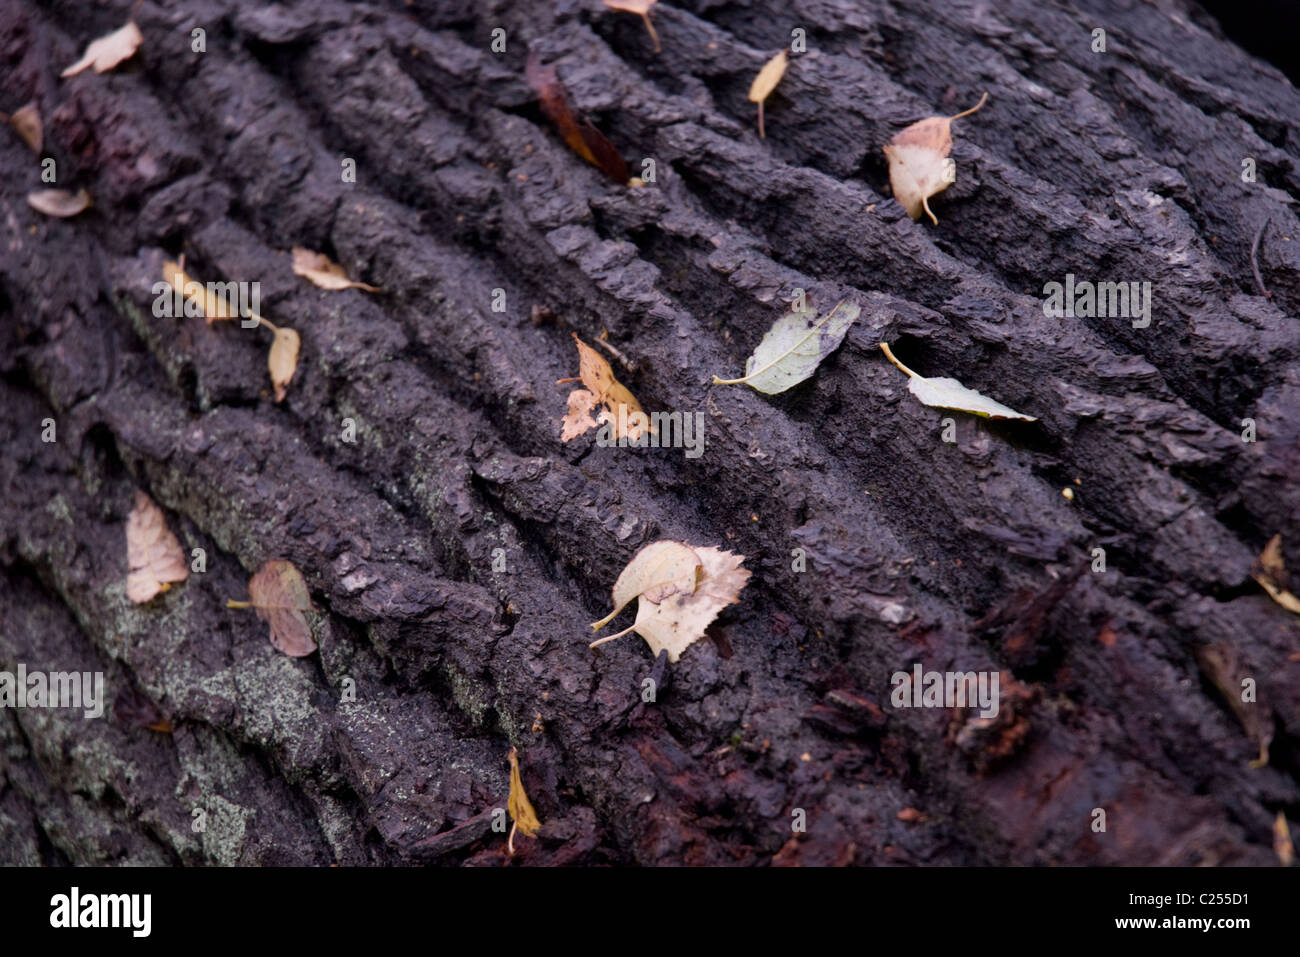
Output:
left=163, top=260, right=245, bottom=322
left=748, top=49, right=788, bottom=139
left=269, top=327, right=301, bottom=402
left=9, top=103, right=42, bottom=152
left=125, top=491, right=189, bottom=604
left=560, top=334, right=651, bottom=442
left=590, top=542, right=750, bottom=662
left=883, top=92, right=987, bottom=225
left=506, top=746, right=541, bottom=854
left=880, top=342, right=1035, bottom=421
left=525, top=54, right=629, bottom=184
left=590, top=540, right=703, bottom=631
left=712, top=300, right=859, bottom=394
left=228, top=559, right=318, bottom=657
left=603, top=0, right=661, bottom=53
left=1251, top=534, right=1300, bottom=614
left=27, top=188, right=92, bottom=218
left=61, top=19, right=143, bottom=77
left=291, top=247, right=380, bottom=292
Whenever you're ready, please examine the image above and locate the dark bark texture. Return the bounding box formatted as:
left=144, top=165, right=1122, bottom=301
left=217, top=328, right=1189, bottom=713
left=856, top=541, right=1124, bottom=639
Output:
left=2, top=0, right=1299, bottom=866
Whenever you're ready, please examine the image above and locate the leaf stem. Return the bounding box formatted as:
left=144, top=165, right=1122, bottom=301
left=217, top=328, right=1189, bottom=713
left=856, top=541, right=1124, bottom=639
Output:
left=588, top=622, right=638, bottom=648
left=878, top=341, right=920, bottom=379
left=949, top=91, right=988, bottom=122
left=226, top=599, right=252, bottom=609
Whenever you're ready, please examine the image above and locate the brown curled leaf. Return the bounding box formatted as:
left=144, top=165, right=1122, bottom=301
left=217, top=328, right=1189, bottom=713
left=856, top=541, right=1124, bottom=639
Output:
left=525, top=54, right=629, bottom=184
left=9, top=103, right=42, bottom=152
left=559, top=334, right=650, bottom=442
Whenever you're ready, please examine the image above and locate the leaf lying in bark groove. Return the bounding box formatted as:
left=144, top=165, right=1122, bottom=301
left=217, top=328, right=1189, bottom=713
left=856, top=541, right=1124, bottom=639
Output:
left=163, top=260, right=302, bottom=400
left=227, top=559, right=317, bottom=657
left=1251, top=534, right=1300, bottom=614
left=559, top=334, right=651, bottom=441
left=27, top=188, right=92, bottom=218
left=61, top=18, right=143, bottom=77
left=749, top=49, right=788, bottom=139
left=1276, top=812, right=1295, bottom=867
left=291, top=247, right=380, bottom=292
left=1194, top=642, right=1272, bottom=768
left=269, top=327, right=301, bottom=403
left=879, top=341, right=1035, bottom=421
left=6, top=103, right=42, bottom=152
left=125, top=491, right=189, bottom=604
left=163, top=260, right=243, bottom=323
left=603, top=0, right=661, bottom=53
left=525, top=54, right=629, bottom=184
left=590, top=542, right=750, bottom=662
left=506, top=746, right=540, bottom=854
left=713, top=300, right=859, bottom=394
left=883, top=92, right=987, bottom=225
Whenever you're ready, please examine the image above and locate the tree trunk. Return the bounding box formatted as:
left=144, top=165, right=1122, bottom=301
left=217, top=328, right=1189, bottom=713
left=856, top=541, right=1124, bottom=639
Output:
left=2, top=0, right=1298, bottom=866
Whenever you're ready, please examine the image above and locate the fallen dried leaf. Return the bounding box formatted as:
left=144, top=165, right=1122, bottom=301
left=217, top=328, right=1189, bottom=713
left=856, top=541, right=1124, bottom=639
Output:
left=1251, top=534, right=1300, bottom=614
left=880, top=341, right=1035, bottom=421
left=8, top=103, right=42, bottom=152
left=1276, top=812, right=1294, bottom=867
left=268, top=327, right=301, bottom=402
left=748, top=49, right=788, bottom=139
left=883, top=92, right=987, bottom=225
left=590, top=542, right=750, bottom=662
left=603, top=0, right=661, bottom=53
left=507, top=746, right=540, bottom=854
left=61, top=19, right=143, bottom=77
left=163, top=260, right=243, bottom=323
left=291, top=247, right=380, bottom=292
left=125, top=491, right=189, bottom=604
left=27, top=188, right=91, bottom=218
left=590, top=540, right=702, bottom=631
left=560, top=334, right=649, bottom=441
left=712, top=300, right=859, bottom=394
left=228, top=559, right=317, bottom=657
left=526, top=54, right=629, bottom=184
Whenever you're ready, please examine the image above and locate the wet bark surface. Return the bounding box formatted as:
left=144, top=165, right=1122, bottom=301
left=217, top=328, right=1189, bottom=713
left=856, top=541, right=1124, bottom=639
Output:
left=2, top=0, right=1299, bottom=866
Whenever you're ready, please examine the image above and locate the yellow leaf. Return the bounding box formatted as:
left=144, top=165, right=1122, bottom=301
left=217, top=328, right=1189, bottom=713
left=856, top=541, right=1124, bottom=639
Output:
left=748, top=49, right=789, bottom=139
left=291, top=247, right=380, bottom=292
left=507, top=746, right=540, bottom=854
left=61, top=20, right=143, bottom=77
left=882, top=93, right=986, bottom=225
left=125, top=491, right=189, bottom=604
left=162, top=260, right=243, bottom=323
left=269, top=327, right=301, bottom=402
left=1276, top=812, right=1295, bottom=867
